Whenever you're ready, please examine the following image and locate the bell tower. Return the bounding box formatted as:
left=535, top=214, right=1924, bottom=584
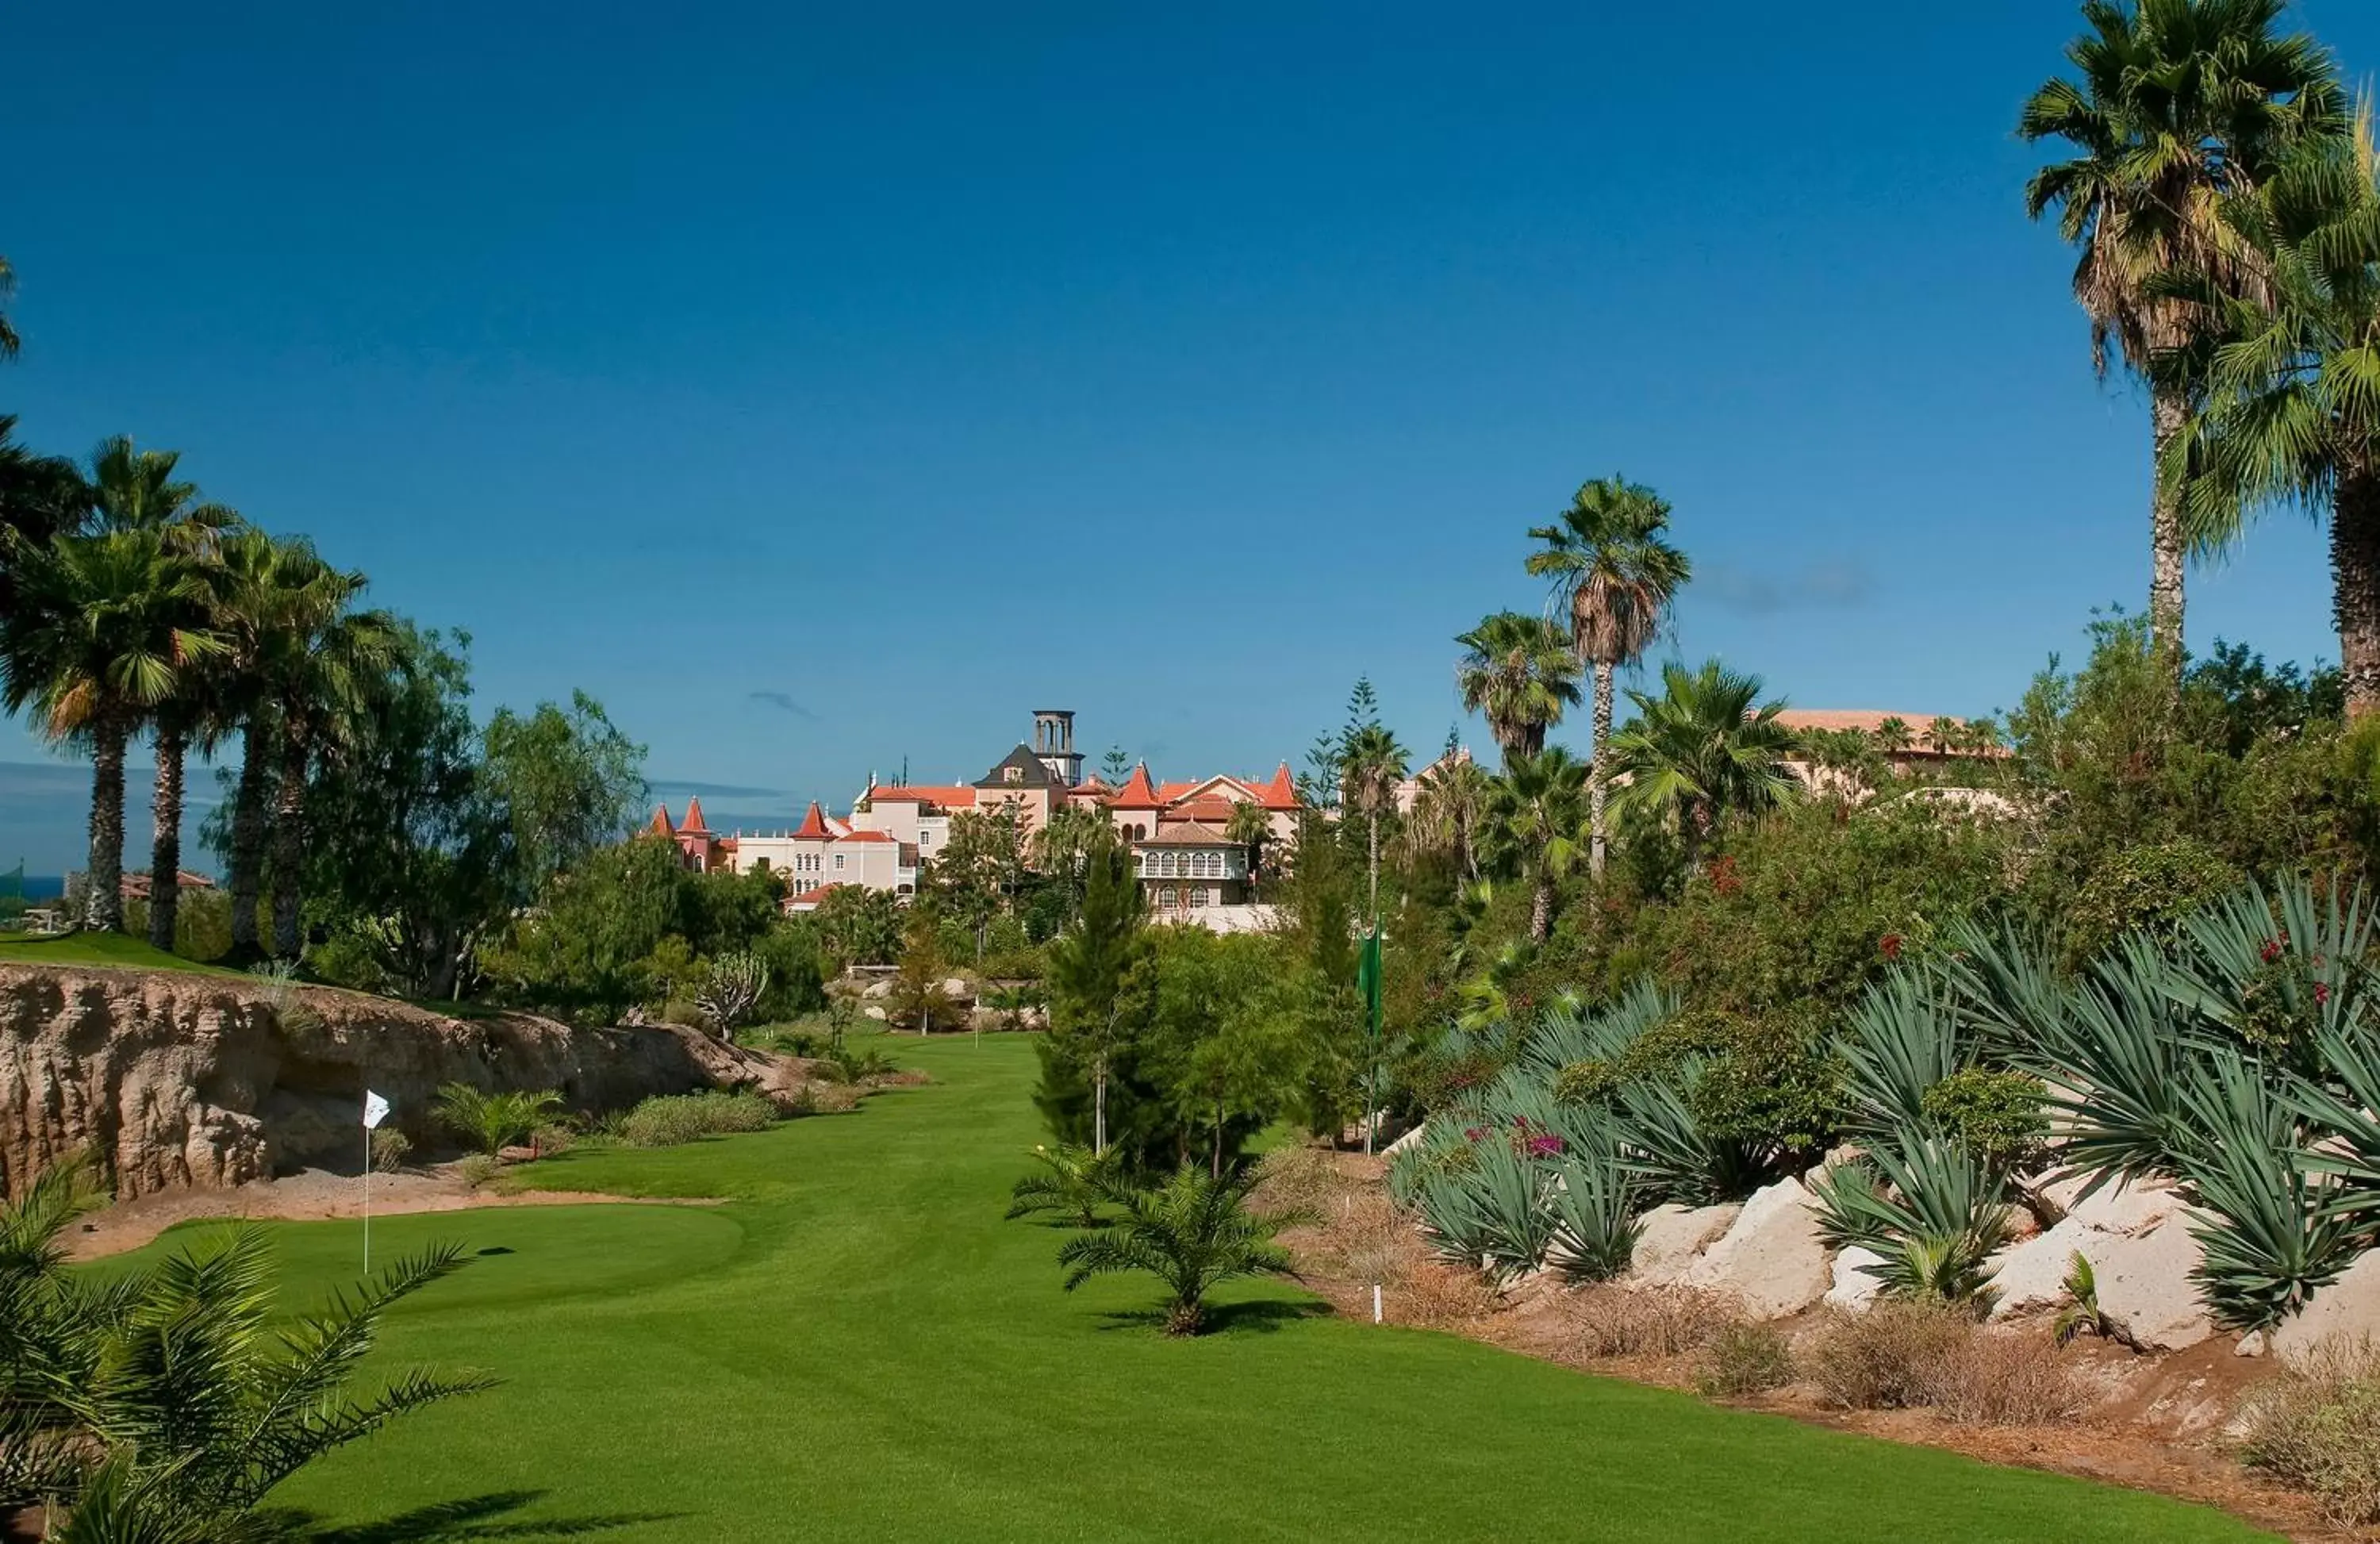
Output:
left=1031, top=709, right=1083, bottom=785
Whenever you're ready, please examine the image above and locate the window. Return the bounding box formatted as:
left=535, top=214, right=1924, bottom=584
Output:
left=1004, top=766, right=1023, bottom=784
left=1190, top=886, right=1210, bottom=908
left=835, top=855, right=846, bottom=871
left=1158, top=885, right=1176, bottom=907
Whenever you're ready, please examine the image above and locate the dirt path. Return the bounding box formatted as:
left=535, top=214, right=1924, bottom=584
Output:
left=63, top=1166, right=723, bottom=1262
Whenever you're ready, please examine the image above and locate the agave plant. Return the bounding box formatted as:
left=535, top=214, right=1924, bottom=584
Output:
left=2286, top=1016, right=2380, bottom=1229
left=1806, top=1133, right=2013, bottom=1309
left=1549, top=1154, right=1643, bottom=1284
left=1054, top=1166, right=1300, bottom=1335
left=2172, top=1052, right=2361, bottom=1334
left=1004, top=1143, right=1123, bottom=1227
left=1608, top=1066, right=1766, bottom=1206
left=2167, top=879, right=2378, bottom=1074
left=1933, top=914, right=2071, bottom=1062
left=1386, top=1115, right=1480, bottom=1208
left=1515, top=977, right=1677, bottom=1084
left=2028, top=938, right=2218, bottom=1187
left=1838, top=972, right=1967, bottom=1141
left=1415, top=1131, right=1560, bottom=1281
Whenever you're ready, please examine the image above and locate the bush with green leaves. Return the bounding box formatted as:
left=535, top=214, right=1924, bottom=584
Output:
left=1918, top=1069, right=2049, bottom=1173
left=432, top=1082, right=566, bottom=1157
left=1415, top=1127, right=1560, bottom=1281
left=1549, top=1154, right=1642, bottom=1283
left=613, top=1089, right=780, bottom=1147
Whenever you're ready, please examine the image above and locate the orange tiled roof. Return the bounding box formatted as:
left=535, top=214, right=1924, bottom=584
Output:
left=836, top=829, right=893, bottom=843
left=1111, top=764, right=1161, bottom=807
left=647, top=805, right=675, bottom=837
left=866, top=785, right=977, bottom=809
left=793, top=801, right=833, bottom=840
left=1258, top=763, right=1299, bottom=808
left=678, top=797, right=711, bottom=835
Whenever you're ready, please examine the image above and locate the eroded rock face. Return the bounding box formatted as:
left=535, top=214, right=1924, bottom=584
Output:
left=1627, top=1202, right=1742, bottom=1287
left=1825, top=1246, right=1888, bottom=1312
left=2274, top=1248, right=2380, bottom=1360
left=1683, top=1177, right=1832, bottom=1319
left=0, top=963, right=789, bottom=1200
left=1987, top=1177, right=2213, bottom=1350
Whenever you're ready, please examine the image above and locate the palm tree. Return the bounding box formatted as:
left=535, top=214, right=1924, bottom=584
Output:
left=2176, top=118, right=2380, bottom=716
left=0, top=417, right=91, bottom=626
left=1485, top=747, right=1589, bottom=942
left=2020, top=0, right=2344, bottom=676
left=1454, top=611, right=1582, bottom=762
left=1054, top=1166, right=1300, bottom=1335
left=85, top=438, right=244, bottom=951
left=0, top=532, right=227, bottom=931
left=1406, top=751, right=1491, bottom=881
left=433, top=1083, right=565, bottom=1156
left=1606, top=659, right=1802, bottom=870
left=1874, top=715, right=1914, bottom=755
left=1526, top=476, right=1691, bottom=885
left=1926, top=716, right=1962, bottom=756
left=1223, top=798, right=1273, bottom=890
left=1005, top=1142, right=1123, bottom=1227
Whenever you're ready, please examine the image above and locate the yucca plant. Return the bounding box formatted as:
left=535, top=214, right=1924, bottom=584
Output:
left=2028, top=938, right=2217, bottom=1187
left=2169, top=878, right=2377, bottom=1074
left=1415, top=1130, right=1560, bottom=1281
left=2286, top=1016, right=2380, bottom=1229
left=1054, top=1166, right=1300, bottom=1335
left=1934, top=914, right=2071, bottom=1062
left=1004, top=1143, right=1123, bottom=1227
left=1807, top=1133, right=2013, bottom=1309
left=1515, top=977, right=1676, bottom=1083
left=2173, top=1052, right=2361, bottom=1333
left=1549, top=1154, right=1643, bottom=1284
left=1839, top=972, right=1967, bottom=1140
left=432, top=1082, right=565, bottom=1158
left=1386, top=1116, right=1478, bottom=1208
left=1609, top=1066, right=1765, bottom=1206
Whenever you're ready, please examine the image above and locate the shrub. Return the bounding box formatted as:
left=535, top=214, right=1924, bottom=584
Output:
left=1806, top=1300, right=1975, bottom=1411
left=1562, top=1287, right=1738, bottom=1359
left=455, top=1153, right=500, bottom=1189
left=2238, top=1337, right=2380, bottom=1527
left=1549, top=1154, right=1641, bottom=1284
left=1919, top=1069, right=2049, bottom=1173
left=433, top=1084, right=566, bottom=1157
left=1806, top=1135, right=2013, bottom=1308
left=2059, top=837, right=2243, bottom=968
left=615, top=1090, right=779, bottom=1148
left=367, top=1128, right=412, bottom=1173
left=1927, top=1331, right=2085, bottom=1427
left=1695, top=1323, right=1795, bottom=1397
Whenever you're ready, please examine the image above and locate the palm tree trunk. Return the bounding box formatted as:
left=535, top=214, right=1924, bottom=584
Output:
left=269, top=727, right=310, bottom=959
left=146, top=722, right=186, bottom=952
left=1093, top=1054, right=1109, bottom=1158
left=1530, top=875, right=1553, bottom=943
left=2334, top=460, right=2380, bottom=720
left=228, top=718, right=271, bottom=959
left=1589, top=661, right=1615, bottom=885
left=83, top=725, right=128, bottom=932
left=1212, top=1100, right=1224, bottom=1179
left=2150, top=387, right=2190, bottom=686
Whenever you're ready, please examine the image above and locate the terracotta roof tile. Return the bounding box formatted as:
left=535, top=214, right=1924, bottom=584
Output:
left=677, top=797, right=711, bottom=835
left=866, top=785, right=977, bottom=809
left=1111, top=764, right=1161, bottom=807
left=793, top=801, right=833, bottom=840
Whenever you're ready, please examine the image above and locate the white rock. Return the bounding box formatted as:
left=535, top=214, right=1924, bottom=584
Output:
left=2236, top=1331, right=2268, bottom=1358
left=1683, top=1178, right=1833, bottom=1320
left=2274, top=1248, right=2380, bottom=1361
left=939, top=977, right=973, bottom=999
left=1825, top=1246, right=1888, bottom=1312
left=2090, top=1211, right=2214, bottom=1351
left=2039, top=1170, right=2175, bottom=1228
left=861, top=980, right=893, bottom=1001
left=1628, top=1202, right=1742, bottom=1287
left=1380, top=1121, right=1430, bottom=1158
left=862, top=1005, right=887, bottom=1021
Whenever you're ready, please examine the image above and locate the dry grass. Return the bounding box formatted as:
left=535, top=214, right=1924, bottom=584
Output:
left=2237, top=1335, right=2380, bottom=1528
left=1559, top=1285, right=1741, bottom=1360
left=1696, top=1323, right=1795, bottom=1397
left=1807, top=1301, right=2084, bottom=1426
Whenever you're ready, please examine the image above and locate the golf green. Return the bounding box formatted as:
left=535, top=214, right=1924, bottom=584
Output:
left=108, top=1032, right=2278, bottom=1542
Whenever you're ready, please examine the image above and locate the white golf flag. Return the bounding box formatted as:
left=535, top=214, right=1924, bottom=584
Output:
left=363, top=1090, right=391, bottom=1131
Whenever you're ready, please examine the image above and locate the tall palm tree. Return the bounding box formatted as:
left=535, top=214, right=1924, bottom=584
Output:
left=2020, top=0, right=2344, bottom=676
left=1454, top=611, right=1583, bottom=762
left=1606, top=659, right=1802, bottom=871
left=0, top=417, right=91, bottom=617
left=0, top=532, right=227, bottom=931
left=1405, top=752, right=1491, bottom=881
left=85, top=438, right=244, bottom=951
left=266, top=597, right=401, bottom=959
left=1526, top=476, right=1691, bottom=886
left=2177, top=115, right=2380, bottom=718
left=1485, top=747, right=1589, bottom=943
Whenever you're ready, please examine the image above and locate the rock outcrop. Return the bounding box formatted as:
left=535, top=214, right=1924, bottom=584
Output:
left=2274, top=1248, right=2380, bottom=1360
left=0, top=962, right=791, bottom=1200
left=1628, top=1202, right=1741, bottom=1287
left=1682, top=1177, right=1833, bottom=1319
left=1987, top=1177, right=2213, bottom=1350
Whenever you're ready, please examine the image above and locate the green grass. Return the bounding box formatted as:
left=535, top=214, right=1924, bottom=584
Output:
left=0, top=930, right=245, bottom=974
left=95, top=1032, right=2278, bottom=1542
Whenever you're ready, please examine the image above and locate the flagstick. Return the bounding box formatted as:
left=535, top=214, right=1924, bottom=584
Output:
left=362, top=1111, right=371, bottom=1277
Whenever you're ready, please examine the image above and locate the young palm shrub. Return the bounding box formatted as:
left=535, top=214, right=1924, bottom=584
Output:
left=1054, top=1166, right=1299, bottom=1336
left=2051, top=1252, right=2142, bottom=1352
left=1807, top=1134, right=2014, bottom=1310
left=1005, top=1143, right=1123, bottom=1227
left=1415, top=1131, right=1560, bottom=1281
left=2172, top=1052, right=2359, bottom=1333
left=432, top=1082, right=565, bottom=1157
left=1549, top=1154, right=1643, bottom=1284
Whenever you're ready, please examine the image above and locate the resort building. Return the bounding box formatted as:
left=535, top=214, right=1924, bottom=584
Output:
left=646, top=709, right=1302, bottom=926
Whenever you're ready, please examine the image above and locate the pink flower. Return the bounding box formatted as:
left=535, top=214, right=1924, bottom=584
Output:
left=2317, top=983, right=2332, bottom=1007
left=1526, top=1134, right=1565, bottom=1157
left=1463, top=1127, right=1485, bottom=1143
left=2261, top=938, right=2284, bottom=965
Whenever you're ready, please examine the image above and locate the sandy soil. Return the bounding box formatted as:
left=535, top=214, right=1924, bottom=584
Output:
left=63, top=1165, right=722, bottom=1262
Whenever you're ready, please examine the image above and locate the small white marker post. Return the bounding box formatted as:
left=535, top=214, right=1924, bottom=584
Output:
left=1372, top=1283, right=1383, bottom=1324
left=361, top=1089, right=391, bottom=1276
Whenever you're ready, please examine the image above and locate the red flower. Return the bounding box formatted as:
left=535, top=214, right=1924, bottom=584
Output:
left=1526, top=1134, right=1565, bottom=1157
left=2317, top=983, right=2332, bottom=1007
left=1463, top=1127, right=1485, bottom=1143
left=2260, top=937, right=2284, bottom=965
left=1879, top=933, right=1904, bottom=962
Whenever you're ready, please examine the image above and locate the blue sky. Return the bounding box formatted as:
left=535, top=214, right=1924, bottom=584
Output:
left=3, top=1, right=2372, bottom=875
